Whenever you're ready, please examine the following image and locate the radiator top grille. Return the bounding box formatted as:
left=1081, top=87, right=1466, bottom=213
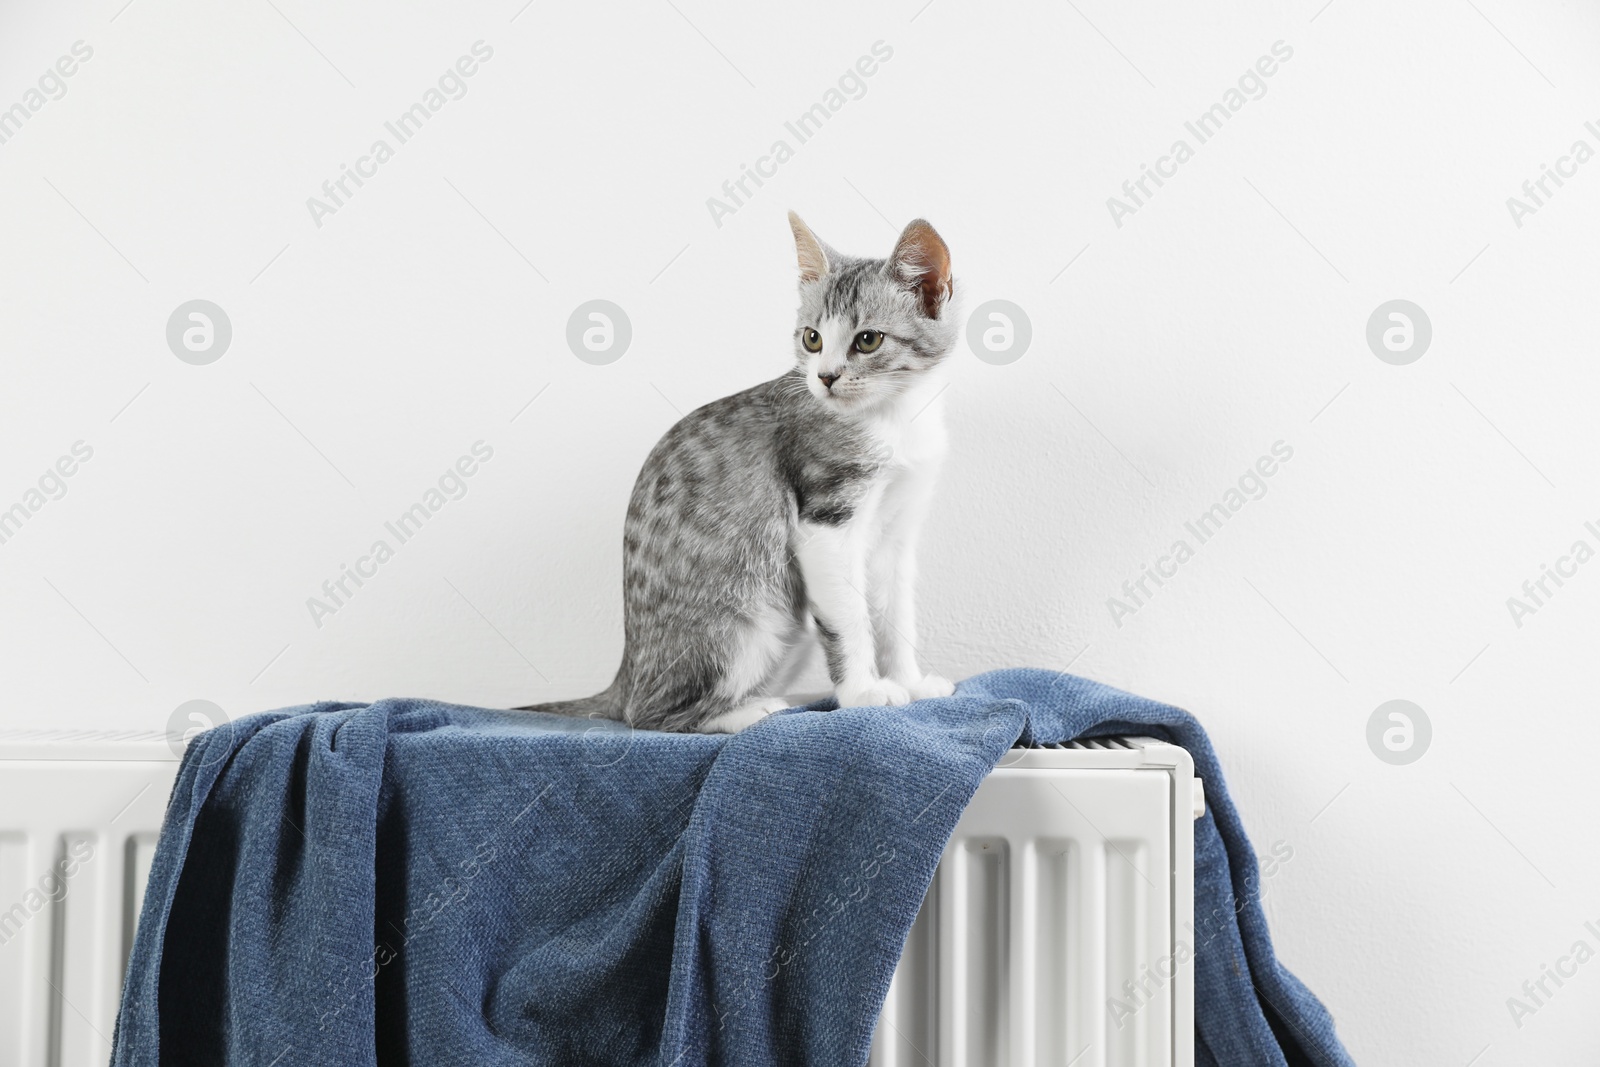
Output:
left=1016, top=736, right=1139, bottom=750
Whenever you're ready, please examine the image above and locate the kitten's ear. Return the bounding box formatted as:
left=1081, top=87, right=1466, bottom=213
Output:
left=788, top=211, right=832, bottom=283
left=890, top=219, right=953, bottom=319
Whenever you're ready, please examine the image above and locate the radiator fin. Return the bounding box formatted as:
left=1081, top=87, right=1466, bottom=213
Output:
left=1034, top=841, right=1074, bottom=1064
left=950, top=838, right=1009, bottom=1065
left=51, top=833, right=102, bottom=1067
left=0, top=833, right=28, bottom=1067
left=1106, top=840, right=1149, bottom=1067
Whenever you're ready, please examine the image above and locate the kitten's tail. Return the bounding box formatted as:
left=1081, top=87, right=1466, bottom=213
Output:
left=513, top=682, right=625, bottom=722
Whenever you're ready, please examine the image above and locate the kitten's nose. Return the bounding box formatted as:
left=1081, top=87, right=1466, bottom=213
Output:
left=817, top=372, right=840, bottom=389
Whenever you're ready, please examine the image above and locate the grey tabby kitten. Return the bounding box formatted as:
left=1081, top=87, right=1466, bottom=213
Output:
left=519, top=213, right=957, bottom=733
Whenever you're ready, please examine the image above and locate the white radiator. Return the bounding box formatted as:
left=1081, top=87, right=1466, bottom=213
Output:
left=0, top=733, right=1198, bottom=1067
left=0, top=731, right=177, bottom=1067
left=871, top=737, right=1200, bottom=1067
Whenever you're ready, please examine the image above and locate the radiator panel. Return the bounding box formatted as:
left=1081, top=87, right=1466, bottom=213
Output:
left=0, top=751, right=176, bottom=1067
left=0, top=737, right=1194, bottom=1067
left=871, top=744, right=1195, bottom=1067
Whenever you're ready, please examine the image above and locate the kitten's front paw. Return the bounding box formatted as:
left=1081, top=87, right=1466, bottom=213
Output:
left=836, top=678, right=912, bottom=709
left=904, top=673, right=956, bottom=700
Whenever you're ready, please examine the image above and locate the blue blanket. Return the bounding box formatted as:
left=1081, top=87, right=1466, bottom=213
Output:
left=112, top=669, right=1354, bottom=1066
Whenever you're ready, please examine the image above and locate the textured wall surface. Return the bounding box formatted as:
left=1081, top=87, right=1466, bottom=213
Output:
left=2, top=0, right=1598, bottom=1061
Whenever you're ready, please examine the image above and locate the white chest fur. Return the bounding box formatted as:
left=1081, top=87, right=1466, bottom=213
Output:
left=858, top=373, right=949, bottom=472
left=851, top=375, right=948, bottom=538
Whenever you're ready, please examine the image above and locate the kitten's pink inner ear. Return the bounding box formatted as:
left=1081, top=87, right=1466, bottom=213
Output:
left=891, top=219, right=953, bottom=319
left=788, top=211, right=829, bottom=283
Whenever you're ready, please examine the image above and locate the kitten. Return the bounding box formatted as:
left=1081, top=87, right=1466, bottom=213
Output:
left=519, top=213, right=957, bottom=733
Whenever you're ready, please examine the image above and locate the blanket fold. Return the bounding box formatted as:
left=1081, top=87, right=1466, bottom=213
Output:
left=111, top=669, right=1354, bottom=1066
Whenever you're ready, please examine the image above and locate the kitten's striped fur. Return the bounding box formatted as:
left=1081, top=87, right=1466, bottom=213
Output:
left=518, top=213, right=957, bottom=732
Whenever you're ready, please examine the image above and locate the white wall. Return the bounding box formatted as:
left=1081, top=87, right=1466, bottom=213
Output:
left=3, top=0, right=1599, bottom=1061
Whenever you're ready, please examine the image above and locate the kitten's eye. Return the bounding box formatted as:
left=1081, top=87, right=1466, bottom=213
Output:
left=802, top=328, right=823, bottom=352
left=855, top=330, right=884, bottom=353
